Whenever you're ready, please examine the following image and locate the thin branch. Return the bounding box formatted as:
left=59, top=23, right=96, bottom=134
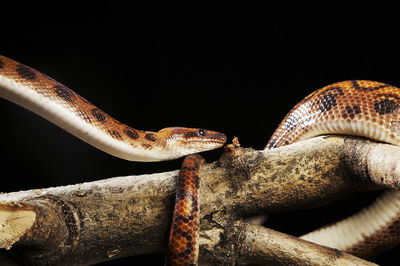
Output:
left=203, top=221, right=376, bottom=265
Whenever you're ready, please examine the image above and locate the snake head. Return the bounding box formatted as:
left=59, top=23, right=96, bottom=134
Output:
left=159, top=127, right=226, bottom=158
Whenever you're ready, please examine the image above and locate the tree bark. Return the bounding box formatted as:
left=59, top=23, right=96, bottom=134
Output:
left=1, top=135, right=399, bottom=265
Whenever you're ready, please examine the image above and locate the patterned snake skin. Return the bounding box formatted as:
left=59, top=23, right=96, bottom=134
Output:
left=266, top=80, right=400, bottom=258
left=267, top=80, right=400, bottom=149
left=168, top=154, right=204, bottom=266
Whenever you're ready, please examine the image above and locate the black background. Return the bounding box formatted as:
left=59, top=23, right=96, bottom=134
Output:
left=1, top=4, right=400, bottom=265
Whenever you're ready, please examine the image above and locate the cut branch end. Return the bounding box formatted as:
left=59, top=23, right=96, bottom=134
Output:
left=0, top=205, right=36, bottom=249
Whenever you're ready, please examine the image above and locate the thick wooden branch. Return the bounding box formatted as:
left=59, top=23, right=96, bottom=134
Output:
left=1, top=135, right=399, bottom=265
left=0, top=171, right=180, bottom=265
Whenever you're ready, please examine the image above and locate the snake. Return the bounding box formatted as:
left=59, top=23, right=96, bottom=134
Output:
left=0, top=55, right=226, bottom=162
left=266, top=80, right=400, bottom=258
left=0, top=55, right=225, bottom=265
left=2, top=54, right=400, bottom=263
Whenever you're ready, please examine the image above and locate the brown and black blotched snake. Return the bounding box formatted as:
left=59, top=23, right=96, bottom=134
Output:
left=1, top=55, right=400, bottom=264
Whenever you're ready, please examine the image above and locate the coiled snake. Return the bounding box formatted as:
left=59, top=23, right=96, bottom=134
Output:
left=266, top=80, right=400, bottom=258
left=1, top=55, right=399, bottom=264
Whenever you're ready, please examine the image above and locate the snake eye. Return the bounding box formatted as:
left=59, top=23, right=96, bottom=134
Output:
left=198, top=129, right=206, bottom=137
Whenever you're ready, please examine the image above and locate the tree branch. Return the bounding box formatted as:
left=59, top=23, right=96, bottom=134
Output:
left=1, top=135, right=398, bottom=265
left=205, top=221, right=376, bottom=265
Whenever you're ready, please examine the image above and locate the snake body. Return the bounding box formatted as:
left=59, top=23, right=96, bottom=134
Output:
left=168, top=154, right=204, bottom=266
left=266, top=80, right=400, bottom=258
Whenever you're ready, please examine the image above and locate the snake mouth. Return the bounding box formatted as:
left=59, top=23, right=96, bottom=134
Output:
left=184, top=137, right=226, bottom=149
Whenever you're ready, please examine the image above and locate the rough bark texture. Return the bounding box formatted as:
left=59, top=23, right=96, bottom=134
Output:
left=0, top=135, right=398, bottom=265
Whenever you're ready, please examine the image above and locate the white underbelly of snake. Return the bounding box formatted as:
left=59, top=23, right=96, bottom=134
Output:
left=1, top=55, right=399, bottom=260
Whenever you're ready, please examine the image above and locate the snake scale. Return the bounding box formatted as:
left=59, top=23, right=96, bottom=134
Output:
left=1, top=54, right=400, bottom=264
